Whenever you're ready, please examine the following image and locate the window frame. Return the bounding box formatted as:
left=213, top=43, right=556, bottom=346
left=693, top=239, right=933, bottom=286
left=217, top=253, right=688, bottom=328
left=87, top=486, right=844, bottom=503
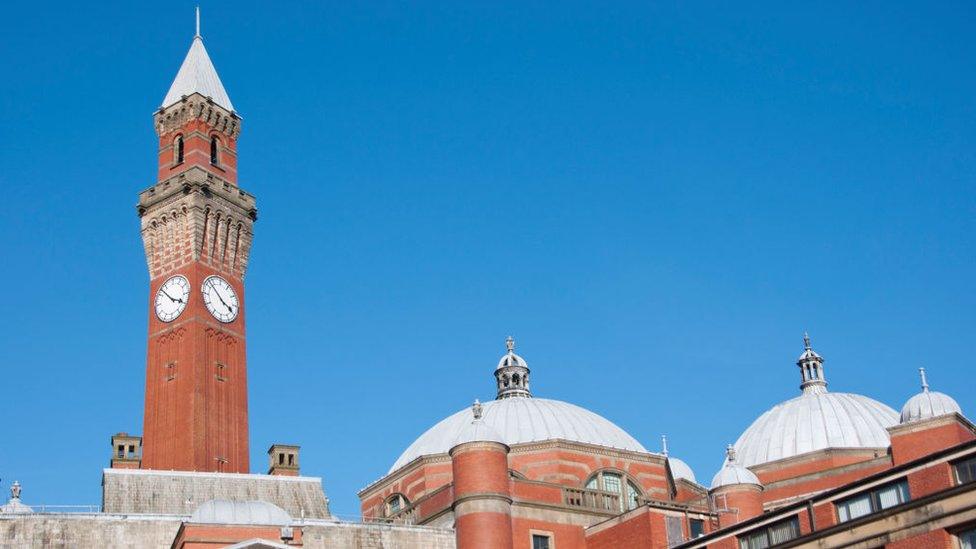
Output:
left=529, top=529, right=554, bottom=549
left=737, top=515, right=801, bottom=549
left=835, top=478, right=910, bottom=523
left=583, top=469, right=644, bottom=512
left=384, top=493, right=409, bottom=517
left=953, top=455, right=976, bottom=485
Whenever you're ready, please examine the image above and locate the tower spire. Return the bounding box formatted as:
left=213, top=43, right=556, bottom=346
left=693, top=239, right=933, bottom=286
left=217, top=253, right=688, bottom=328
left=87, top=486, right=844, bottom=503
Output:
left=797, top=332, right=827, bottom=394
left=195, top=6, right=201, bottom=38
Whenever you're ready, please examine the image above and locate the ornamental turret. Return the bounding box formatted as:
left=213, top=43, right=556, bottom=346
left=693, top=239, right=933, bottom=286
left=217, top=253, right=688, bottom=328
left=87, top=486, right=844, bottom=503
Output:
left=797, top=332, right=827, bottom=394
left=494, top=336, right=531, bottom=399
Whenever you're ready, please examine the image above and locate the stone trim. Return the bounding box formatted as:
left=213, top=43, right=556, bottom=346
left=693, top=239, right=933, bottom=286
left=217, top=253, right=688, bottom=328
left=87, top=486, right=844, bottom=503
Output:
left=887, top=412, right=976, bottom=437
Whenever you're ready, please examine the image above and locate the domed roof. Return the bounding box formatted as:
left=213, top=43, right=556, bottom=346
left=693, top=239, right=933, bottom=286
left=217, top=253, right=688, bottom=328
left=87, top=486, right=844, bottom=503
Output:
left=711, top=446, right=762, bottom=489
left=732, top=335, right=899, bottom=468
left=900, top=368, right=963, bottom=424
left=391, top=397, right=647, bottom=473
left=190, top=499, right=292, bottom=526
left=660, top=435, right=697, bottom=484
left=668, top=457, right=697, bottom=484
left=735, top=391, right=897, bottom=467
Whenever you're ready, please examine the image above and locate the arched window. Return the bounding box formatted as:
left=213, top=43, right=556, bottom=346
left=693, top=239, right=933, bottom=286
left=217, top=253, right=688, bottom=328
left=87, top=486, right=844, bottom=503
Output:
left=385, top=493, right=409, bottom=517
left=210, top=136, right=220, bottom=165
left=585, top=470, right=643, bottom=512
left=174, top=135, right=184, bottom=164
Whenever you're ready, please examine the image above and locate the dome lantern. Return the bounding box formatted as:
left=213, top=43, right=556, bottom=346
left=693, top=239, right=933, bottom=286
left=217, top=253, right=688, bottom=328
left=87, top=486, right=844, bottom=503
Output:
left=797, top=332, right=827, bottom=394
left=495, top=336, right=531, bottom=399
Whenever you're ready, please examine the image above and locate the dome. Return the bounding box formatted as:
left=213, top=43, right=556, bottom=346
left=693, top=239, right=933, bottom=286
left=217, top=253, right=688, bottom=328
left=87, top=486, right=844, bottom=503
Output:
left=668, top=457, right=697, bottom=484
left=391, top=397, right=647, bottom=473
left=900, top=368, right=963, bottom=423
left=901, top=392, right=961, bottom=423
left=497, top=351, right=528, bottom=369
left=734, top=391, right=898, bottom=467
left=732, top=334, right=899, bottom=468
left=711, top=446, right=762, bottom=489
left=190, top=499, right=292, bottom=526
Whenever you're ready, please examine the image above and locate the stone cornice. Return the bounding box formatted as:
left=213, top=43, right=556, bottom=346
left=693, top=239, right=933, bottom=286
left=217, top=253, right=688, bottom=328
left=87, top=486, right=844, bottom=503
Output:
left=886, top=412, right=976, bottom=437
left=154, top=93, right=241, bottom=138
left=749, top=446, right=889, bottom=475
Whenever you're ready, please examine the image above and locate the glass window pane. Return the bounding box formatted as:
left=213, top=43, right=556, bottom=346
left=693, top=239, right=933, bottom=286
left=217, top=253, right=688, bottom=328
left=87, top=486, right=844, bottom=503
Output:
left=626, top=481, right=641, bottom=510
left=955, top=457, right=976, bottom=484
left=837, top=493, right=872, bottom=522
left=532, top=534, right=550, bottom=549
left=960, top=528, right=976, bottom=549
left=740, top=530, right=769, bottom=549
left=586, top=476, right=599, bottom=490
left=768, top=517, right=800, bottom=544
left=689, top=518, right=705, bottom=538
left=877, top=481, right=909, bottom=509
left=603, top=473, right=622, bottom=495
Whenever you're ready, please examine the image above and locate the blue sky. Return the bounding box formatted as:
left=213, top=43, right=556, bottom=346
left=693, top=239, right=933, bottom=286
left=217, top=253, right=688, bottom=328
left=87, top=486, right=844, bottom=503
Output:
left=0, top=1, right=974, bottom=517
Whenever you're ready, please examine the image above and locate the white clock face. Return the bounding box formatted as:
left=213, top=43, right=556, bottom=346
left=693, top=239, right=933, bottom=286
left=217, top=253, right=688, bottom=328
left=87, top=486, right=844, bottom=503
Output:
left=155, top=275, right=190, bottom=322
left=201, top=275, right=240, bottom=323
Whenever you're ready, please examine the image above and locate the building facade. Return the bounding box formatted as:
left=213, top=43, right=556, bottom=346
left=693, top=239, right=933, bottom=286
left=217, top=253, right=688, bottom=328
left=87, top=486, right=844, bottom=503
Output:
left=3, top=14, right=976, bottom=549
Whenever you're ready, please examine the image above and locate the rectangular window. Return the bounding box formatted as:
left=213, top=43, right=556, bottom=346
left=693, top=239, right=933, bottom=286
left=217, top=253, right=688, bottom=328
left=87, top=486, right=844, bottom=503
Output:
left=738, top=516, right=800, bottom=549
left=954, top=455, right=976, bottom=485
left=959, top=527, right=976, bottom=549
left=689, top=518, right=705, bottom=538
left=532, top=534, right=551, bottom=549
left=215, top=362, right=227, bottom=382
left=165, top=361, right=177, bottom=381
left=836, top=479, right=910, bottom=523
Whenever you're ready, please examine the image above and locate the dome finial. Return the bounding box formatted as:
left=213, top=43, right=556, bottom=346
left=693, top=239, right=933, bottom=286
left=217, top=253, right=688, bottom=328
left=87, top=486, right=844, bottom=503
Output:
left=919, top=367, right=929, bottom=392
left=10, top=481, right=21, bottom=500
left=726, top=444, right=736, bottom=463
left=661, top=434, right=669, bottom=456
left=195, top=6, right=201, bottom=38
left=803, top=331, right=811, bottom=350
left=472, top=399, right=483, bottom=420
left=505, top=335, right=515, bottom=353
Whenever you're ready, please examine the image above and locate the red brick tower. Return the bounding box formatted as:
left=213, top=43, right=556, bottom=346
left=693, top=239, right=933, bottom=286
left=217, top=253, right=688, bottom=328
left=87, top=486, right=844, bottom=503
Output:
left=138, top=17, right=255, bottom=473
left=449, top=401, right=514, bottom=549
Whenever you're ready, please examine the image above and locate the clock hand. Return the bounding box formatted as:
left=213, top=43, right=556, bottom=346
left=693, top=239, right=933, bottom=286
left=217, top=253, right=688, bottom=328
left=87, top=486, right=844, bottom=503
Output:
left=215, top=288, right=235, bottom=312
left=161, top=289, right=184, bottom=304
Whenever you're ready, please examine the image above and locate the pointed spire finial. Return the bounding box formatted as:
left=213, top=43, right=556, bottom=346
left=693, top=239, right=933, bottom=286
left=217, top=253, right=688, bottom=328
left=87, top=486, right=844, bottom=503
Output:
left=726, top=444, right=736, bottom=463
left=661, top=435, right=669, bottom=456
left=195, top=6, right=201, bottom=37
left=919, top=367, right=929, bottom=392
left=472, top=399, right=483, bottom=420
left=803, top=331, right=811, bottom=350
left=505, top=335, right=515, bottom=353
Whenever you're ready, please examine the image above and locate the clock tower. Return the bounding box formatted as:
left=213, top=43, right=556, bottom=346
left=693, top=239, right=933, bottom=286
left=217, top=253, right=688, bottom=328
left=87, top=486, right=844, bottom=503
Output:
left=137, top=20, right=256, bottom=473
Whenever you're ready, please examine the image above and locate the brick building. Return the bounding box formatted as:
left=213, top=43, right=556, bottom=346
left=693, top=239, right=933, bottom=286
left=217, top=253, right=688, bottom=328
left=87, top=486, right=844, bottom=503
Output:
left=3, top=12, right=976, bottom=549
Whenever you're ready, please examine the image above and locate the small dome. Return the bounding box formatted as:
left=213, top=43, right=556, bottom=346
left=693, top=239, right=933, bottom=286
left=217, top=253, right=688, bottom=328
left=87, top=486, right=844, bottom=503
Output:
left=668, top=456, right=697, bottom=484
left=711, top=446, right=762, bottom=489
left=190, top=499, right=292, bottom=526
left=496, top=350, right=528, bottom=370
left=391, top=397, right=647, bottom=473
left=900, top=368, right=962, bottom=423
left=901, top=392, right=961, bottom=423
